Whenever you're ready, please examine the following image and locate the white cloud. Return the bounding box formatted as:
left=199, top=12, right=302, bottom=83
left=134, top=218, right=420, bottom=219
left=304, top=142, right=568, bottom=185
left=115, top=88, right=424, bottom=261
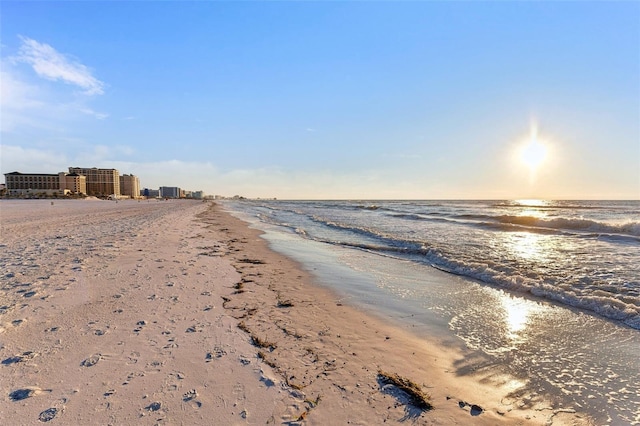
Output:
left=79, top=107, right=109, bottom=120
left=0, top=142, right=138, bottom=177
left=0, top=145, right=68, bottom=174
left=1, top=37, right=108, bottom=134
left=0, top=69, right=44, bottom=111
left=15, top=36, right=105, bottom=95
left=0, top=145, right=433, bottom=199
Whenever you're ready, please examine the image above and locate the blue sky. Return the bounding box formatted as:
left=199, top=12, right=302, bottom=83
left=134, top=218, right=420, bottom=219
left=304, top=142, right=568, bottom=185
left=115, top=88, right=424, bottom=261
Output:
left=1, top=1, right=638, bottom=199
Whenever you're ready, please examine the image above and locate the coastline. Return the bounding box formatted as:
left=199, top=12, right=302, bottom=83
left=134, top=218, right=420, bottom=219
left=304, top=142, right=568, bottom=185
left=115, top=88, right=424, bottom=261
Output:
left=0, top=200, right=590, bottom=424
left=203, top=202, right=593, bottom=425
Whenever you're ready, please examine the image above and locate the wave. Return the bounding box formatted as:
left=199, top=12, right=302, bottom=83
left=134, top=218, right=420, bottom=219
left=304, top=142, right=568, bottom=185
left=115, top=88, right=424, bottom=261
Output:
left=491, top=201, right=610, bottom=210
left=396, top=247, right=640, bottom=330
left=304, top=231, right=640, bottom=330
left=494, top=215, right=640, bottom=238
left=245, top=201, right=640, bottom=330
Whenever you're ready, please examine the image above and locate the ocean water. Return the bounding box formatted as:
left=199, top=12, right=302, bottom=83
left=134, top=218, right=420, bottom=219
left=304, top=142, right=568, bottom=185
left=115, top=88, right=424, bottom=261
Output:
left=225, top=199, right=640, bottom=424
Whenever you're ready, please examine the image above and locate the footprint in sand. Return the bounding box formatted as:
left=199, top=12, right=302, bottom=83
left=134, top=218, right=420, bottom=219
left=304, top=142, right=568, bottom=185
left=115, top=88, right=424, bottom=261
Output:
left=183, top=389, right=198, bottom=401
left=134, top=320, right=147, bottom=333
left=2, top=351, right=38, bottom=365
left=145, top=401, right=162, bottom=412
left=38, top=407, right=58, bottom=422
left=9, top=387, right=51, bottom=401
left=81, top=354, right=102, bottom=367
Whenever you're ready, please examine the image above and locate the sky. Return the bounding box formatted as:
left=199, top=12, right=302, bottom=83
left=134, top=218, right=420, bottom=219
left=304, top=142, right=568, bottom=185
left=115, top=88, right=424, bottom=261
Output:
left=1, top=1, right=638, bottom=200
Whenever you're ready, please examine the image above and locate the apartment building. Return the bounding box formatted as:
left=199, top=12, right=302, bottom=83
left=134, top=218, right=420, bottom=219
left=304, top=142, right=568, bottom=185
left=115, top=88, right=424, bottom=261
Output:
left=119, top=174, right=140, bottom=199
left=4, top=172, right=87, bottom=195
left=68, top=167, right=120, bottom=197
left=159, top=186, right=181, bottom=198
left=141, top=188, right=160, bottom=198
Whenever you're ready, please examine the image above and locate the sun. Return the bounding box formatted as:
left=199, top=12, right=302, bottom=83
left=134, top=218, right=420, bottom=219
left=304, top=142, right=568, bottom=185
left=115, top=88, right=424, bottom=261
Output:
left=520, top=126, right=547, bottom=172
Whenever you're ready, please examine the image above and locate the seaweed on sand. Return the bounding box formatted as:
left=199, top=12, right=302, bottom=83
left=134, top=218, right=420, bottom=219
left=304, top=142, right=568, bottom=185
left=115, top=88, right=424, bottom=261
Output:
left=238, top=321, right=277, bottom=350
left=377, top=370, right=433, bottom=411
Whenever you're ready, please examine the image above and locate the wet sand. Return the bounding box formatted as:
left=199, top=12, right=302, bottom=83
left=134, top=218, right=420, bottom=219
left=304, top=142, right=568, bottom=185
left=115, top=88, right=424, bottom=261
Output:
left=0, top=199, right=590, bottom=424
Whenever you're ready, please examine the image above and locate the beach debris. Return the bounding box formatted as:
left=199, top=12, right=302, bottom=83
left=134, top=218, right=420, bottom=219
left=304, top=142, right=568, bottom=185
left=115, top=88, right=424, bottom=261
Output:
left=277, top=298, right=294, bottom=308
left=249, top=333, right=276, bottom=351
left=257, top=351, right=277, bottom=369
left=221, top=296, right=232, bottom=308
left=285, top=375, right=304, bottom=391
left=9, top=387, right=49, bottom=401
left=81, top=354, right=102, bottom=367
left=377, top=370, right=433, bottom=411
left=38, top=407, right=58, bottom=422
left=304, top=395, right=322, bottom=408
left=237, top=258, right=266, bottom=265
left=293, top=396, right=321, bottom=423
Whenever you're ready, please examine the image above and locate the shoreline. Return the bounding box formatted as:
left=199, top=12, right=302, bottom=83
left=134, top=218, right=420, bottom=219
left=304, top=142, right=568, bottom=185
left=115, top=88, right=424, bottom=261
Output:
left=205, top=203, right=593, bottom=425
left=0, top=200, right=591, bottom=424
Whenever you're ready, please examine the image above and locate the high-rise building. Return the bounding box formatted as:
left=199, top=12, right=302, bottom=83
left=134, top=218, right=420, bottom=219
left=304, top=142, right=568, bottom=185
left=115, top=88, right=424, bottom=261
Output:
left=68, top=167, right=120, bottom=197
left=119, top=174, right=140, bottom=199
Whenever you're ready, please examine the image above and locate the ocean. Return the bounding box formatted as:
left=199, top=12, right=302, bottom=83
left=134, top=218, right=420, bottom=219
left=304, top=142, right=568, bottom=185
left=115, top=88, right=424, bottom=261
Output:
left=224, top=199, right=639, bottom=424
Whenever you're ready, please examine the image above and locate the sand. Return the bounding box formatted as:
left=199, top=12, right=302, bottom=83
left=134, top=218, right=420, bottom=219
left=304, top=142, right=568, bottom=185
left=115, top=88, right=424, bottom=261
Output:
left=0, top=199, right=591, bottom=425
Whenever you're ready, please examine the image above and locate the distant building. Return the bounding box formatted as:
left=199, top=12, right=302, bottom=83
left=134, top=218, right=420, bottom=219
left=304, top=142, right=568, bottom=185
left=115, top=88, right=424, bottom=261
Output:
left=63, top=173, right=87, bottom=194
left=69, top=167, right=120, bottom=197
left=4, top=171, right=86, bottom=196
left=120, top=174, right=140, bottom=199
left=191, top=191, right=204, bottom=199
left=159, top=186, right=180, bottom=198
left=141, top=188, right=160, bottom=198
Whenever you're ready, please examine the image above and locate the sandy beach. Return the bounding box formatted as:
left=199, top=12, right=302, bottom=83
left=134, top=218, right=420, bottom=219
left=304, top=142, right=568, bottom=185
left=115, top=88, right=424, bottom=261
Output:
left=0, top=199, right=592, bottom=425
